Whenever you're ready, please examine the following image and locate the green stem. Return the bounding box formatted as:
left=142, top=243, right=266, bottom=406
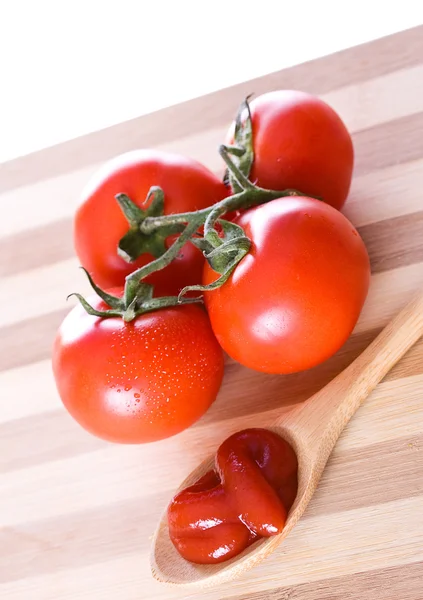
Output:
left=123, top=217, right=202, bottom=307
left=141, top=190, right=246, bottom=235
left=203, top=193, right=244, bottom=243
left=136, top=295, right=202, bottom=313
left=140, top=206, right=210, bottom=235
left=218, top=144, right=255, bottom=191
left=139, top=148, right=255, bottom=237
left=140, top=184, right=302, bottom=246
left=140, top=147, right=304, bottom=242
left=224, top=144, right=246, bottom=158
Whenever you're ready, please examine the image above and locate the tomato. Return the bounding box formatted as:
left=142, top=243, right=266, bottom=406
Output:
left=52, top=296, right=224, bottom=443
left=74, top=150, right=228, bottom=295
left=227, top=90, right=353, bottom=210
left=203, top=197, right=370, bottom=374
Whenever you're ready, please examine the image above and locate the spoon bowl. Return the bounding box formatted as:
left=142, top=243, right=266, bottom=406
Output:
left=151, top=291, right=423, bottom=587
left=150, top=424, right=314, bottom=587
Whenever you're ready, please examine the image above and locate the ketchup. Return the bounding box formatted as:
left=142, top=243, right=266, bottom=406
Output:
left=168, top=428, right=298, bottom=564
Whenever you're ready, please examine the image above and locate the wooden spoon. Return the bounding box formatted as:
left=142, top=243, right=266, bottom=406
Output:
left=150, top=291, right=423, bottom=587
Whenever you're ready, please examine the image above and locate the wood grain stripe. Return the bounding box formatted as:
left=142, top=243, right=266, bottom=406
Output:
left=344, top=158, right=423, bottom=228
left=231, top=562, right=423, bottom=600
left=0, top=555, right=167, bottom=600
left=0, top=433, right=421, bottom=584
left=0, top=360, right=60, bottom=423
left=324, top=63, right=423, bottom=134
left=1, top=26, right=422, bottom=193
left=354, top=262, right=423, bottom=334
left=0, top=410, right=104, bottom=473
left=0, top=162, right=97, bottom=237
left=354, top=111, right=423, bottom=177
left=0, top=257, right=93, bottom=331
left=306, top=434, right=423, bottom=518
left=0, top=309, right=67, bottom=372
left=1, top=495, right=421, bottom=600
left=0, top=218, right=73, bottom=278
left=359, top=211, right=423, bottom=273
left=0, top=492, right=169, bottom=584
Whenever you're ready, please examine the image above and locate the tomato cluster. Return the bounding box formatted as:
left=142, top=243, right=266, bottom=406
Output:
left=52, top=90, right=370, bottom=444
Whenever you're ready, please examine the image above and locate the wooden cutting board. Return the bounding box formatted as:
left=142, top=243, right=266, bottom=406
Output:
left=1, top=26, right=423, bottom=600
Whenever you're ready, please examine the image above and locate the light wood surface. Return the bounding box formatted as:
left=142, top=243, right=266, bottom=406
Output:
left=1, top=26, right=423, bottom=600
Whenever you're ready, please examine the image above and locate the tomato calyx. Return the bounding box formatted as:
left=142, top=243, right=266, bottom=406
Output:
left=116, top=186, right=185, bottom=263
left=178, top=218, right=252, bottom=299
left=69, top=218, right=204, bottom=322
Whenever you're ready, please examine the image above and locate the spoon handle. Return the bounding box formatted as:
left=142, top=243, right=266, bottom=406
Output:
left=285, top=291, right=423, bottom=450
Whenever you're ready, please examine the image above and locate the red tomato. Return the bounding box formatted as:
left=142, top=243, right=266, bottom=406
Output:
left=203, top=197, right=370, bottom=374
left=227, top=90, right=354, bottom=210
left=74, top=150, right=228, bottom=295
left=52, top=296, right=224, bottom=443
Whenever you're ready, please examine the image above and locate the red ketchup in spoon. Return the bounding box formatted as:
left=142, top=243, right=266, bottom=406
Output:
left=168, top=428, right=298, bottom=564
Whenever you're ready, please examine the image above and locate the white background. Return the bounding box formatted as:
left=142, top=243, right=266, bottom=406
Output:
left=0, top=1, right=422, bottom=163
